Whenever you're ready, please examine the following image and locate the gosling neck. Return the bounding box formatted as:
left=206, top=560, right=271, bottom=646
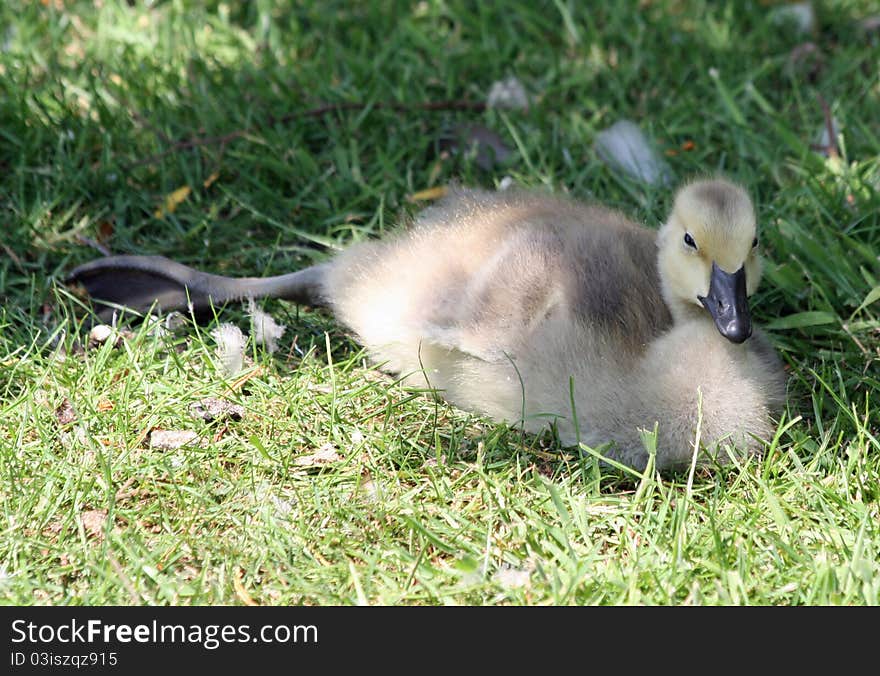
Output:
left=658, top=270, right=709, bottom=328
left=662, top=291, right=707, bottom=326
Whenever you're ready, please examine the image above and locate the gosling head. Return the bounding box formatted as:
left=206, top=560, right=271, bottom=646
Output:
left=657, top=179, right=762, bottom=344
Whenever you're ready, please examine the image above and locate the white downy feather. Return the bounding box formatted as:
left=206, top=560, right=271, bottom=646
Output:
left=594, top=120, right=672, bottom=186
left=211, top=323, right=247, bottom=377
left=247, top=300, right=286, bottom=354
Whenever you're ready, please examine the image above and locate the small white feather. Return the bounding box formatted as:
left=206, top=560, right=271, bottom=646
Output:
left=163, top=311, right=187, bottom=332
left=88, top=324, right=114, bottom=346
left=211, top=323, right=247, bottom=377
left=497, top=176, right=515, bottom=191
left=247, top=300, right=286, bottom=354
left=487, top=76, right=529, bottom=111
left=492, top=565, right=531, bottom=590
left=771, top=2, right=815, bottom=36
left=594, top=120, right=672, bottom=186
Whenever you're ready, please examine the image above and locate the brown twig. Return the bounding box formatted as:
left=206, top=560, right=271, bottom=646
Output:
left=1, top=243, right=24, bottom=272
left=114, top=476, right=137, bottom=501
left=233, top=567, right=259, bottom=606
left=125, top=130, right=247, bottom=169
left=284, top=99, right=487, bottom=121
left=130, top=108, right=173, bottom=145
left=841, top=322, right=868, bottom=356
left=107, top=553, right=144, bottom=604
left=225, top=364, right=264, bottom=395
left=123, top=99, right=487, bottom=169
left=74, top=234, right=113, bottom=257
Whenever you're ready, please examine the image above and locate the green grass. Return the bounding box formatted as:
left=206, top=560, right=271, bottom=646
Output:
left=1, top=0, right=879, bottom=605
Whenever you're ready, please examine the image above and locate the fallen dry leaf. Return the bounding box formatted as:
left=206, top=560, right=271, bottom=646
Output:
left=203, top=171, right=220, bottom=189
left=150, top=429, right=200, bottom=450
left=212, top=423, right=230, bottom=443
left=42, top=518, right=63, bottom=539
left=97, top=398, right=114, bottom=412
left=409, top=186, right=448, bottom=202
left=96, top=219, right=115, bottom=244
left=233, top=568, right=259, bottom=606
left=55, top=398, right=78, bottom=426
left=154, top=185, right=191, bottom=218
left=189, top=398, right=245, bottom=423
left=293, top=443, right=341, bottom=467
left=80, top=509, right=108, bottom=540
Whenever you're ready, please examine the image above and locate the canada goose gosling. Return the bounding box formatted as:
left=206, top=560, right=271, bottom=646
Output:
left=66, top=178, right=787, bottom=471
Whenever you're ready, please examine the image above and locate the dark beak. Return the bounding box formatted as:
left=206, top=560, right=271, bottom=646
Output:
left=698, top=262, right=752, bottom=344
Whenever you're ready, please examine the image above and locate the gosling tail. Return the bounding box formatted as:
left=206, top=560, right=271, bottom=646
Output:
left=66, top=255, right=328, bottom=321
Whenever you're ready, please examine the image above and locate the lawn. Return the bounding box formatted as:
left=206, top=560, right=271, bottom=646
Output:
left=1, top=0, right=878, bottom=605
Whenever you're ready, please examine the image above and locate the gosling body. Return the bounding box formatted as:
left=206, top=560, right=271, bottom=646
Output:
left=321, top=186, right=785, bottom=469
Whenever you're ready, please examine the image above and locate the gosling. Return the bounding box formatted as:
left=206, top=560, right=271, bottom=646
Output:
left=68, top=178, right=787, bottom=471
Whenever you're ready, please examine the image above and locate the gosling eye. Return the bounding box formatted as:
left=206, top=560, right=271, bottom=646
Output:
left=752, top=236, right=758, bottom=248
left=684, top=232, right=697, bottom=249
